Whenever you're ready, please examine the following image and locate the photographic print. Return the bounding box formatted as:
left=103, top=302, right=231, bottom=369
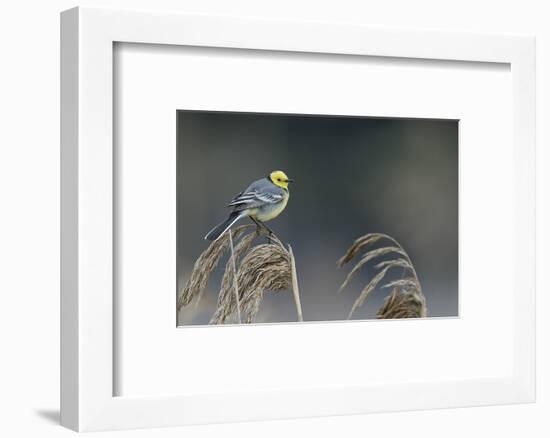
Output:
left=177, top=111, right=458, bottom=326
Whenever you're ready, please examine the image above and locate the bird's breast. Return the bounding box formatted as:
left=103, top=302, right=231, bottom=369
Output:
left=253, top=193, right=289, bottom=222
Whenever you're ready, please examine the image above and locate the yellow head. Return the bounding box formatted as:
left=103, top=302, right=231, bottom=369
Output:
left=268, top=170, right=293, bottom=189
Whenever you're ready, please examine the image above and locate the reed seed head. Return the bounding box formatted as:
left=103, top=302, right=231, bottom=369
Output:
left=338, top=233, right=427, bottom=319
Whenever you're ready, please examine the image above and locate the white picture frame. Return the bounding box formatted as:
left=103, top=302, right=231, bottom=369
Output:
left=61, top=7, right=535, bottom=432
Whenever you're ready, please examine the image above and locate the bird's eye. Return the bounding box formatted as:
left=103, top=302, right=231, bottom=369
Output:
left=278, top=178, right=281, bottom=181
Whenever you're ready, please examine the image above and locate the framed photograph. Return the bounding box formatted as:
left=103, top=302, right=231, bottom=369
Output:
left=61, top=7, right=535, bottom=431
left=175, top=111, right=458, bottom=326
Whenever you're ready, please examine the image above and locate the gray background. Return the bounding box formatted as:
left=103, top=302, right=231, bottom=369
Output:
left=177, top=111, right=458, bottom=325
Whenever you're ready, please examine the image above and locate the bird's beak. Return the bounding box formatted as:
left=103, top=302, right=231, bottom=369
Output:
left=286, top=178, right=294, bottom=183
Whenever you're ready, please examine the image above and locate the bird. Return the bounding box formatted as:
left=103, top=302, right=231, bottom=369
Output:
left=204, top=170, right=293, bottom=242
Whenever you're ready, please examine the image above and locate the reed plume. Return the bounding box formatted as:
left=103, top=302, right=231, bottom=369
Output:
left=376, top=287, right=427, bottom=319
left=176, top=224, right=254, bottom=313
left=178, top=224, right=303, bottom=325
left=338, top=233, right=426, bottom=319
left=233, top=243, right=292, bottom=324
left=209, top=229, right=262, bottom=324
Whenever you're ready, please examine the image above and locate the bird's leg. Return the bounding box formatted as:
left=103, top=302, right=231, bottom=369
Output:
left=259, top=221, right=275, bottom=237
left=249, top=216, right=262, bottom=233
left=250, top=217, right=276, bottom=244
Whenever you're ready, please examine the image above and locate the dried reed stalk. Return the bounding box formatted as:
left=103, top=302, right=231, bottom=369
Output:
left=228, top=230, right=241, bottom=324
left=288, top=245, right=303, bottom=322
left=210, top=229, right=259, bottom=324
left=226, top=240, right=303, bottom=324
left=176, top=224, right=253, bottom=312
left=211, top=241, right=293, bottom=324
left=176, top=220, right=302, bottom=325
left=237, top=244, right=292, bottom=323
left=376, top=288, right=427, bottom=319
left=338, top=233, right=426, bottom=319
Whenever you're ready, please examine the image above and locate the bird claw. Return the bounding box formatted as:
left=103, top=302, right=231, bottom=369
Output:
left=266, top=233, right=277, bottom=245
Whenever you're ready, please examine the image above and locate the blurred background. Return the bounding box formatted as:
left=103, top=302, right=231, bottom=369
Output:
left=177, top=111, right=458, bottom=325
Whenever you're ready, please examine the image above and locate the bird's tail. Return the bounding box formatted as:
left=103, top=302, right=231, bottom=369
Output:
left=204, top=211, right=246, bottom=241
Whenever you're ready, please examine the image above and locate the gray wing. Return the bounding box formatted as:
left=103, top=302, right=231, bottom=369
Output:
left=228, top=178, right=285, bottom=212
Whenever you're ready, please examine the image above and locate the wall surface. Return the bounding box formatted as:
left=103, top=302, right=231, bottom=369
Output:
left=0, top=0, right=548, bottom=437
